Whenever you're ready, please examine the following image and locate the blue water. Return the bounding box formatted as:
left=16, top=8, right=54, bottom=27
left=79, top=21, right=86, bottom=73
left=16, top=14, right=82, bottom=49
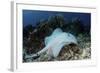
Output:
left=23, top=10, right=91, bottom=27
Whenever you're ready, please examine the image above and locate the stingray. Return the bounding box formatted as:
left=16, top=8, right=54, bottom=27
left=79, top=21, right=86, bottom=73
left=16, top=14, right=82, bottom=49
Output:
left=25, top=28, right=78, bottom=59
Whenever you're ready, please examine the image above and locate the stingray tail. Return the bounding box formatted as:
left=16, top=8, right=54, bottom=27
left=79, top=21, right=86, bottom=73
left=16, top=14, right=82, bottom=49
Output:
left=25, top=53, right=39, bottom=59
left=25, top=47, right=47, bottom=59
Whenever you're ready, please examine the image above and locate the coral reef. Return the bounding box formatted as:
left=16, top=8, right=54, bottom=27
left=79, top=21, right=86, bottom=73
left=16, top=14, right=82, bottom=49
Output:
left=23, top=14, right=91, bottom=62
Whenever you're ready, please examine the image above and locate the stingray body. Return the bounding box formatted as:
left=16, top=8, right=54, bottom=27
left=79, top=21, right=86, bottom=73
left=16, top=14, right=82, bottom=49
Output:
left=25, top=28, right=77, bottom=59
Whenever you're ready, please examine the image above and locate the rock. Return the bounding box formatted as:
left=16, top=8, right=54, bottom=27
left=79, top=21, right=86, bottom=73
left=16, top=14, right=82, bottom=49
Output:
left=23, top=14, right=91, bottom=62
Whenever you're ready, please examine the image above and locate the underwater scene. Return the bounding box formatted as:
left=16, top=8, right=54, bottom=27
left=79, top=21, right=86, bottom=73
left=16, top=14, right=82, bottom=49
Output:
left=23, top=10, right=91, bottom=62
